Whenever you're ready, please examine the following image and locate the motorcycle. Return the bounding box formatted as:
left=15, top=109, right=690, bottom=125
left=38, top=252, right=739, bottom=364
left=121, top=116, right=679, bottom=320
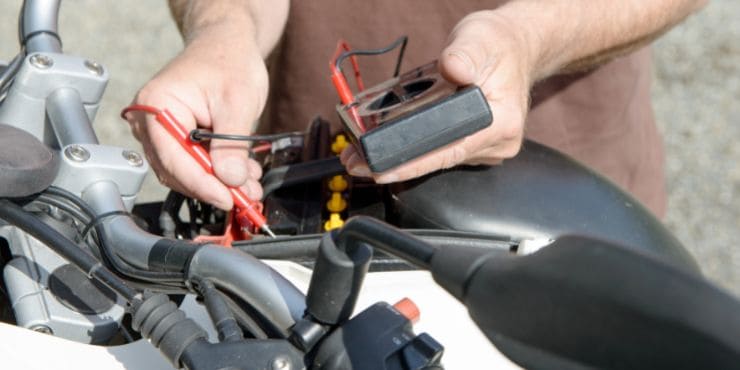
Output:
left=0, top=1, right=738, bottom=369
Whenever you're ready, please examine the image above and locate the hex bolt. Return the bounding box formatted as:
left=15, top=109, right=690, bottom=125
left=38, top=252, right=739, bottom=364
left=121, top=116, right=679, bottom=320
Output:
left=65, top=145, right=91, bottom=162
left=30, top=325, right=53, bottom=335
left=84, top=60, right=104, bottom=76
left=29, top=54, right=53, bottom=69
left=122, top=150, right=144, bottom=167
left=271, top=357, right=291, bottom=370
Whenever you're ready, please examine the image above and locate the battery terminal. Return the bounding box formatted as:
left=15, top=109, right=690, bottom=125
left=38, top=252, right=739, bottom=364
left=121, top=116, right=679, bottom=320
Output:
left=324, top=213, right=345, bottom=231
left=324, top=135, right=351, bottom=232
left=327, top=192, right=347, bottom=213
left=328, top=175, right=348, bottom=192
left=331, top=134, right=349, bottom=154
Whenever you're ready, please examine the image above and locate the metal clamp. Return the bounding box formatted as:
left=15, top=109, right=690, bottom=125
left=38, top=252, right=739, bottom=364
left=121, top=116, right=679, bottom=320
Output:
left=53, top=143, right=149, bottom=207
left=0, top=52, right=108, bottom=146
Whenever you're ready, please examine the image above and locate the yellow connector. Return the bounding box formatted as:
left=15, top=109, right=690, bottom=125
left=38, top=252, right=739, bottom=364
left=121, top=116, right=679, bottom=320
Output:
left=324, top=213, right=344, bottom=231
left=328, top=175, right=348, bottom=192
left=326, top=192, right=347, bottom=213
left=331, top=134, right=349, bottom=155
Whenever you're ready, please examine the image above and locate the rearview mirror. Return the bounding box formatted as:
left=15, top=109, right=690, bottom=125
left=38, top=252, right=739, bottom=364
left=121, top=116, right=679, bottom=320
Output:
left=431, top=235, right=740, bottom=369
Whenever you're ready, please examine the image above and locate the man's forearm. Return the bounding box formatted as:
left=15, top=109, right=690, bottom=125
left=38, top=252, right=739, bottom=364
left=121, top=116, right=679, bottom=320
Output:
left=168, top=0, right=289, bottom=57
left=494, top=0, right=707, bottom=80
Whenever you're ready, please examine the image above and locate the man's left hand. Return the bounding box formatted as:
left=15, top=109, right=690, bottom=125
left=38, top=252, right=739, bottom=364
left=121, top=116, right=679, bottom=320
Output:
left=341, top=10, right=535, bottom=183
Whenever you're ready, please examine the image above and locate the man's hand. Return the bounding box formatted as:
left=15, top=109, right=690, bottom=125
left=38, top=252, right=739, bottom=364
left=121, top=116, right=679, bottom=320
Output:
left=342, top=11, right=533, bottom=183
left=342, top=0, right=706, bottom=183
left=126, top=27, right=267, bottom=210
left=126, top=0, right=288, bottom=210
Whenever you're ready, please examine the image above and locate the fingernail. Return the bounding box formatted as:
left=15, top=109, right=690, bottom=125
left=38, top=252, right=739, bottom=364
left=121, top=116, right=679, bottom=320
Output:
left=215, top=156, right=248, bottom=186
left=214, top=199, right=231, bottom=211
left=211, top=191, right=233, bottom=210
left=349, top=165, right=371, bottom=178
left=244, top=180, right=263, bottom=200
left=448, top=50, right=476, bottom=80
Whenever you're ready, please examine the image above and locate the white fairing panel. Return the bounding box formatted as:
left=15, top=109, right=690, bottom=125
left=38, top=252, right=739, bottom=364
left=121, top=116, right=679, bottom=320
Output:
left=0, top=261, right=519, bottom=369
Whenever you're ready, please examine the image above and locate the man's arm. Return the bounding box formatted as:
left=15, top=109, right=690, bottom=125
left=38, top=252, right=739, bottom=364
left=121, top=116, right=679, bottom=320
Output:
left=168, top=0, right=288, bottom=58
left=344, top=0, right=707, bottom=183
left=495, top=0, right=707, bottom=80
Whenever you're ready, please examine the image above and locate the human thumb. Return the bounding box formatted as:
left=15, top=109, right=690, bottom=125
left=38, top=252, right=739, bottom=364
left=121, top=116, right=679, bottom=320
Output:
left=209, top=108, right=255, bottom=187
left=211, top=146, right=250, bottom=187
left=439, top=13, right=500, bottom=86
left=440, top=48, right=479, bottom=85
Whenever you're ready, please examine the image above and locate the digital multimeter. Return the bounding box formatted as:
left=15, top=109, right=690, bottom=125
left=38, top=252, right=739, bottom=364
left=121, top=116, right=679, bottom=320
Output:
left=335, top=61, right=493, bottom=173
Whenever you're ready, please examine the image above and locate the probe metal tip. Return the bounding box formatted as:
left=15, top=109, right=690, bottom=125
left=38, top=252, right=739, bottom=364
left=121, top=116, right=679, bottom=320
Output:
left=261, top=225, right=277, bottom=238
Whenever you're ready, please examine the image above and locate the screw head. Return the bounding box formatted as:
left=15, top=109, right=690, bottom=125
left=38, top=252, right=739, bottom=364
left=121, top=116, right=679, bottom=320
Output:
left=122, top=150, right=144, bottom=167
left=65, top=145, right=90, bottom=162
left=30, top=325, right=53, bottom=335
left=84, top=60, right=104, bottom=76
left=29, top=54, right=53, bottom=69
left=271, top=357, right=291, bottom=370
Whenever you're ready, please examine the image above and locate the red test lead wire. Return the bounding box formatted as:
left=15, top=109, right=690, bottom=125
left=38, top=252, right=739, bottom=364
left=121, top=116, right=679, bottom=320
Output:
left=121, top=104, right=276, bottom=238
left=330, top=40, right=368, bottom=133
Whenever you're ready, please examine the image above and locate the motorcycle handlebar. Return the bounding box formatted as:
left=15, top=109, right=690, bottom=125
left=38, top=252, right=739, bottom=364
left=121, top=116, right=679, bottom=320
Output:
left=21, top=0, right=62, bottom=53
left=16, top=0, right=305, bottom=334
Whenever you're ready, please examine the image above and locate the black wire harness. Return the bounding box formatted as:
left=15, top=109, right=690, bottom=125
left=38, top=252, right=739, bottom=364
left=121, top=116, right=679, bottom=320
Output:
left=39, top=187, right=187, bottom=288
left=0, top=198, right=140, bottom=303
left=189, top=129, right=304, bottom=143
left=335, top=36, right=408, bottom=79
left=0, top=48, right=25, bottom=101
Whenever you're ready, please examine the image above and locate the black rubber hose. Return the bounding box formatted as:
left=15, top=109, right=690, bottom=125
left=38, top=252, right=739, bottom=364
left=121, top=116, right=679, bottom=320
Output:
left=335, top=217, right=436, bottom=269
left=234, top=235, right=324, bottom=259
left=0, top=199, right=139, bottom=302
left=159, top=190, right=185, bottom=239
left=131, top=292, right=207, bottom=367
left=217, top=290, right=269, bottom=340
left=43, top=187, right=185, bottom=284
left=30, top=193, right=186, bottom=295
left=233, top=229, right=513, bottom=260
left=198, top=280, right=243, bottom=342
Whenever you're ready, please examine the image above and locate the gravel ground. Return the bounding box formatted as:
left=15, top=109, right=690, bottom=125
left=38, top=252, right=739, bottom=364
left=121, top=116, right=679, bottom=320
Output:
left=652, top=1, right=740, bottom=294
left=1, top=2, right=738, bottom=294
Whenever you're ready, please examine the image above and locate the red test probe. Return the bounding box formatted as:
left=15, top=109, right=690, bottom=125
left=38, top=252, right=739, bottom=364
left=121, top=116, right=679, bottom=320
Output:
left=121, top=104, right=275, bottom=239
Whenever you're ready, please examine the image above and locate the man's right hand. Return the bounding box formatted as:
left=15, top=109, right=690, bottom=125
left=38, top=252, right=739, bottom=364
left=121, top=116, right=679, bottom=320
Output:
left=125, top=24, right=268, bottom=210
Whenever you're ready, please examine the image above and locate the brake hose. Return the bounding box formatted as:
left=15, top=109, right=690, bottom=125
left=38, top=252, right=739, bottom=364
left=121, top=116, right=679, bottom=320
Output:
left=0, top=199, right=139, bottom=302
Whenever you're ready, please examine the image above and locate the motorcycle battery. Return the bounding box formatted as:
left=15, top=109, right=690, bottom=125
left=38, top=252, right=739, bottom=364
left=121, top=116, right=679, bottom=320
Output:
left=336, top=61, right=492, bottom=173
